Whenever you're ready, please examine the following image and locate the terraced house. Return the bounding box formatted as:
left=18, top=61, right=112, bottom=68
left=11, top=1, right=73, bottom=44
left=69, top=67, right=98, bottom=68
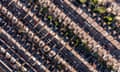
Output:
left=0, top=0, right=120, bottom=72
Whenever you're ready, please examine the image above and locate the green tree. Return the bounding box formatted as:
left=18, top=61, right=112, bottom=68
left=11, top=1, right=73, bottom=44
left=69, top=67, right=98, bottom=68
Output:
left=47, top=15, right=53, bottom=21
left=91, top=0, right=98, bottom=4
left=104, top=15, right=114, bottom=25
left=94, top=6, right=106, bottom=14
left=79, top=0, right=87, bottom=3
